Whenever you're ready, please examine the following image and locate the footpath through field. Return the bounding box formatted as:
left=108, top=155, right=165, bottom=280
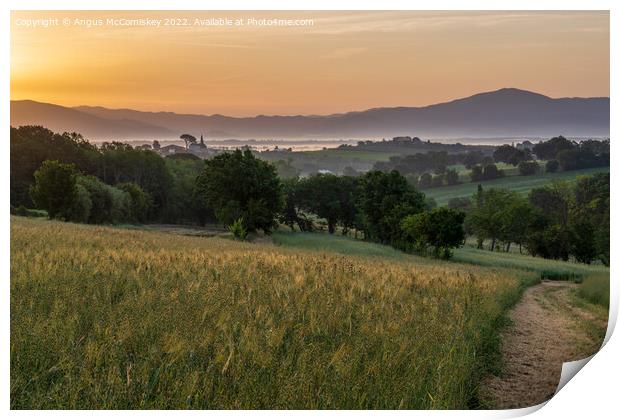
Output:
left=481, top=281, right=607, bottom=409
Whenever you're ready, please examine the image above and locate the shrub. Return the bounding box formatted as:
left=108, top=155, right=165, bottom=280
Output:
left=430, top=175, right=444, bottom=188
left=109, top=187, right=132, bottom=223
left=78, top=176, right=114, bottom=224
left=482, top=164, right=504, bottom=180
left=228, top=217, right=248, bottom=240
left=448, top=197, right=472, bottom=211
left=545, top=159, right=559, bottom=173
left=444, top=169, right=460, bottom=185
left=470, top=165, right=483, bottom=182
left=518, top=161, right=540, bottom=176
left=578, top=274, right=609, bottom=308
left=12, top=205, right=48, bottom=218
left=77, top=176, right=131, bottom=224
left=67, top=183, right=92, bottom=223
left=418, top=172, right=432, bottom=188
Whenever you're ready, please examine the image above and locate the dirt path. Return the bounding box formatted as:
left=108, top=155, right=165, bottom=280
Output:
left=482, top=281, right=607, bottom=409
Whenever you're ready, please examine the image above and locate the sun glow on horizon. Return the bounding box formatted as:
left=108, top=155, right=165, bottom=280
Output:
left=11, top=10, right=610, bottom=117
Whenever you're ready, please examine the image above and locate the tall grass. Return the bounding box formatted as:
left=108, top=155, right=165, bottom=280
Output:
left=272, top=230, right=414, bottom=261
left=452, top=246, right=609, bottom=282
left=11, top=217, right=535, bottom=409
left=578, top=274, right=610, bottom=308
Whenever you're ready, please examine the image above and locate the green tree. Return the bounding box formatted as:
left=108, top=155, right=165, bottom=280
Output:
left=117, top=182, right=152, bottom=223
left=77, top=175, right=131, bottom=224
left=273, top=159, right=300, bottom=179
left=278, top=178, right=314, bottom=232
left=444, top=169, right=460, bottom=185
left=180, top=134, right=197, bottom=149
left=470, top=165, right=483, bottom=182
left=482, top=164, right=504, bottom=180
left=357, top=170, right=426, bottom=245
left=100, top=144, right=172, bottom=218
left=401, top=207, right=465, bottom=259
left=430, top=175, right=444, bottom=188
left=493, top=145, right=531, bottom=166
left=532, top=136, right=575, bottom=160
left=11, top=126, right=99, bottom=207
left=526, top=182, right=573, bottom=260
left=295, top=174, right=357, bottom=234
left=467, top=188, right=522, bottom=251
left=571, top=173, right=609, bottom=264
left=194, top=150, right=283, bottom=233
left=67, top=183, right=92, bottom=223
left=29, top=160, right=78, bottom=220
left=418, top=172, right=432, bottom=188
left=545, top=159, right=560, bottom=173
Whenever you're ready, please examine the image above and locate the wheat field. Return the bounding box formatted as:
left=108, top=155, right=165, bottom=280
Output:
left=10, top=217, right=537, bottom=409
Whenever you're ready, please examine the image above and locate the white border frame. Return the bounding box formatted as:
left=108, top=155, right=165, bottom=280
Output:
left=2, top=2, right=616, bottom=419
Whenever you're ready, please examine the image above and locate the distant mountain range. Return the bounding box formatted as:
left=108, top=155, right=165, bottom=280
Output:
left=10, top=88, right=610, bottom=141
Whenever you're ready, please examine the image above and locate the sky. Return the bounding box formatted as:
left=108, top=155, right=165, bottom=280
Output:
left=11, top=10, right=610, bottom=117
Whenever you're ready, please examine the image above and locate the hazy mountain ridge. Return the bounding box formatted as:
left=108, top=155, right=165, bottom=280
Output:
left=10, top=88, right=610, bottom=140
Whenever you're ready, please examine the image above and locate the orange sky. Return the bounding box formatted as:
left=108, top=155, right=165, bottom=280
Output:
left=11, top=10, right=609, bottom=116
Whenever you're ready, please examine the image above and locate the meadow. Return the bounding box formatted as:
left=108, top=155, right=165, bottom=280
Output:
left=301, top=149, right=396, bottom=162
left=577, top=274, right=611, bottom=308
left=273, top=230, right=609, bottom=306
left=274, top=230, right=609, bottom=281
left=422, top=166, right=610, bottom=205
left=11, top=216, right=540, bottom=409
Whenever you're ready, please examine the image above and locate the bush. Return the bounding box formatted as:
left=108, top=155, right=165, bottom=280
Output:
left=518, top=161, right=540, bottom=176
left=418, top=172, right=432, bottom=188
left=11, top=205, right=48, bottom=218
left=493, top=145, right=531, bottom=166
left=470, top=165, right=483, bottom=182
left=67, top=183, right=92, bottom=223
left=109, top=188, right=132, bottom=223
left=444, top=169, right=460, bottom=185
left=228, top=217, right=248, bottom=240
left=77, top=175, right=131, bottom=224
left=545, top=159, right=559, bottom=173
left=482, top=164, right=504, bottom=180
left=431, top=175, right=444, bottom=188
left=448, top=197, right=472, bottom=211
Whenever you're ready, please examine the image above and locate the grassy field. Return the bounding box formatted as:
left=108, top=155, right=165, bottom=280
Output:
left=274, top=230, right=608, bottom=281
left=452, top=246, right=609, bottom=281
left=448, top=162, right=518, bottom=177
left=423, top=167, right=610, bottom=206
left=11, top=216, right=541, bottom=409
left=300, top=149, right=395, bottom=162
left=577, top=274, right=611, bottom=308
left=272, top=230, right=414, bottom=261
left=273, top=230, right=609, bottom=312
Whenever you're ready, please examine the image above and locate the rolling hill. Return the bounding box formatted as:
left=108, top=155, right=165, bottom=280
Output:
left=10, top=88, right=609, bottom=140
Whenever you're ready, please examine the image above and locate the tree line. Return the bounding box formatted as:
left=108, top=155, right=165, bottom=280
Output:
left=448, top=173, right=609, bottom=265
left=372, top=136, right=609, bottom=189
left=11, top=126, right=609, bottom=264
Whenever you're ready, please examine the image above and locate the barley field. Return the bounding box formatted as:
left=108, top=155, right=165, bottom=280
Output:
left=11, top=217, right=537, bottom=409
